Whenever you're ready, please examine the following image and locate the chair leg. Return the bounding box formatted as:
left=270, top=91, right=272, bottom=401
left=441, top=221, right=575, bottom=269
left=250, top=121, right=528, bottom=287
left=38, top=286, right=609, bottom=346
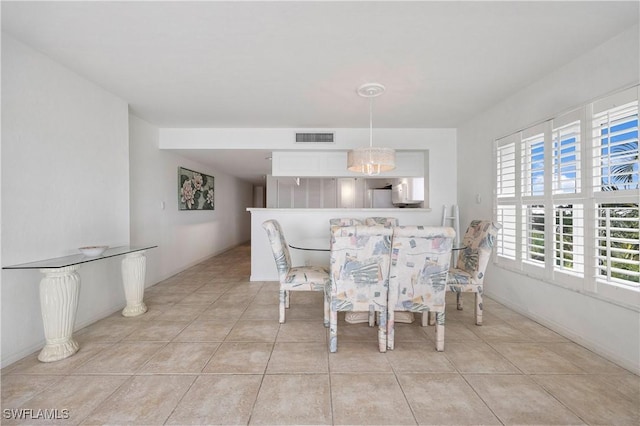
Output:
left=422, top=311, right=435, bottom=326
left=323, top=287, right=329, bottom=327
left=377, top=307, right=387, bottom=353
left=368, top=306, right=375, bottom=327
left=435, top=311, right=445, bottom=352
left=456, top=292, right=463, bottom=310
left=285, top=290, right=290, bottom=308
left=329, top=306, right=338, bottom=353
left=279, top=289, right=286, bottom=323
left=475, top=291, right=483, bottom=326
left=387, top=309, right=395, bottom=350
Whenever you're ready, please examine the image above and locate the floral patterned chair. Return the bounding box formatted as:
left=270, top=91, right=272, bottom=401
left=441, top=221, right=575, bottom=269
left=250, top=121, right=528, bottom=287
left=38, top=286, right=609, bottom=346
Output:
left=262, top=220, right=330, bottom=326
left=387, top=226, right=455, bottom=351
left=447, top=220, right=501, bottom=325
left=329, top=218, right=363, bottom=226
left=329, top=225, right=392, bottom=353
left=330, top=218, right=368, bottom=325
left=364, top=217, right=399, bottom=227
left=365, top=217, right=420, bottom=324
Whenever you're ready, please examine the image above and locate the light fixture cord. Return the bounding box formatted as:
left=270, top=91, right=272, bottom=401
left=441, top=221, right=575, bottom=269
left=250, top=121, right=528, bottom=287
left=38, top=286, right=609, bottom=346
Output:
left=369, top=95, right=373, bottom=148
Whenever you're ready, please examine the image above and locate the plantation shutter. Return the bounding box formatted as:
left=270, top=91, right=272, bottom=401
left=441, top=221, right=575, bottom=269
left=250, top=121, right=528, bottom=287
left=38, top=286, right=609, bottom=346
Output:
left=496, top=205, right=517, bottom=260
left=522, top=204, right=545, bottom=265
left=496, top=134, right=520, bottom=264
left=552, top=110, right=581, bottom=195
left=553, top=204, right=584, bottom=276
left=521, top=124, right=546, bottom=197
left=592, top=88, right=639, bottom=193
left=595, top=204, right=640, bottom=287
left=496, top=136, right=517, bottom=198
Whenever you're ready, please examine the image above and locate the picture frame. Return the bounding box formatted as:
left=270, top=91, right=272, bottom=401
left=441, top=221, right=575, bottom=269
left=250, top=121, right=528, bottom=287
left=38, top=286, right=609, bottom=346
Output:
left=178, top=167, right=215, bottom=210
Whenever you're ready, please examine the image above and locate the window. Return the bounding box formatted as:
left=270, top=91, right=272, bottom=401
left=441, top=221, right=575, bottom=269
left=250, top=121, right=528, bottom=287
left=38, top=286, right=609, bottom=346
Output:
left=495, top=86, right=639, bottom=303
left=554, top=204, right=584, bottom=275
left=552, top=120, right=581, bottom=195
left=596, top=204, right=639, bottom=286
left=495, top=134, right=519, bottom=264
left=523, top=204, right=545, bottom=264
left=496, top=205, right=517, bottom=259
left=522, top=132, right=545, bottom=197
left=593, top=99, right=639, bottom=193
left=496, top=142, right=516, bottom=198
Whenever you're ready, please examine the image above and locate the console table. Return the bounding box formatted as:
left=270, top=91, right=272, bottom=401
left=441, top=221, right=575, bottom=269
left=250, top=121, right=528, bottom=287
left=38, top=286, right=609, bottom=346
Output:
left=2, top=245, right=157, bottom=362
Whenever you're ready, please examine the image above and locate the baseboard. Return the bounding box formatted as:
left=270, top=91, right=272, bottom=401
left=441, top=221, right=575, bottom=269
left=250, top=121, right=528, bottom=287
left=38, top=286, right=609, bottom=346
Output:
left=0, top=301, right=126, bottom=369
left=485, top=290, right=640, bottom=375
left=146, top=240, right=251, bottom=287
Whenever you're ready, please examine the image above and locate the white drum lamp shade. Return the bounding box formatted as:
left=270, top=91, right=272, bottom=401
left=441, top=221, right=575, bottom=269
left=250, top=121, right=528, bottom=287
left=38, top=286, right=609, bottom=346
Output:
left=347, top=83, right=396, bottom=176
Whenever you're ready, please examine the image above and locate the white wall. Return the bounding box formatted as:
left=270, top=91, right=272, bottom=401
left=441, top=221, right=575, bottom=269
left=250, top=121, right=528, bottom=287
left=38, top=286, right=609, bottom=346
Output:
left=129, top=115, right=253, bottom=284
left=1, top=34, right=130, bottom=367
left=457, top=26, right=640, bottom=372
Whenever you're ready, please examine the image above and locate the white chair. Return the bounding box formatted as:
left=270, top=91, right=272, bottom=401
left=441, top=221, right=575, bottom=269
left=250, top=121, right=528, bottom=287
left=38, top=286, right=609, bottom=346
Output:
left=364, top=217, right=399, bottom=227
left=329, top=225, right=392, bottom=352
left=447, top=220, right=501, bottom=325
left=263, top=219, right=330, bottom=326
left=388, top=226, right=455, bottom=351
left=329, top=218, right=363, bottom=226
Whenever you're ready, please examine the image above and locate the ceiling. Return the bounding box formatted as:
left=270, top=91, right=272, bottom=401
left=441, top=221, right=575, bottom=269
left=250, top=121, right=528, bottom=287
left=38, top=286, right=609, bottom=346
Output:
left=2, top=1, right=638, bottom=183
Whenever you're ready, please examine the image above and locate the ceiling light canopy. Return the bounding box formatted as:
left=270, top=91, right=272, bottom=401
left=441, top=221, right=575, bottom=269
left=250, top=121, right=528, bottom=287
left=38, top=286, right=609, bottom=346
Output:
left=347, top=83, right=396, bottom=175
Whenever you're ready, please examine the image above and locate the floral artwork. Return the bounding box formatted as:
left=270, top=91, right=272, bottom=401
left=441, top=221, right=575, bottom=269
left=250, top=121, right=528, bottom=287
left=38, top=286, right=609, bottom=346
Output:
left=178, top=167, right=214, bottom=210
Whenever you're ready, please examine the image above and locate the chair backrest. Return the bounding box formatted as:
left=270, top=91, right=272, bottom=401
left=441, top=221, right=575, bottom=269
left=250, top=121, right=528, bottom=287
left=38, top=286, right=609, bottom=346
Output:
left=329, top=218, right=363, bottom=227
left=262, top=219, right=292, bottom=281
left=330, top=225, right=393, bottom=313
left=364, top=217, right=399, bottom=227
left=388, top=226, right=455, bottom=312
left=456, top=220, right=502, bottom=283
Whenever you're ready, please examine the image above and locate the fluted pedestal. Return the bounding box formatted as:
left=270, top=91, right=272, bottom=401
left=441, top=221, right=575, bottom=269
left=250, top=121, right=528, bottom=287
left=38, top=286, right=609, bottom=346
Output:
left=121, top=251, right=148, bottom=317
left=38, top=266, right=80, bottom=362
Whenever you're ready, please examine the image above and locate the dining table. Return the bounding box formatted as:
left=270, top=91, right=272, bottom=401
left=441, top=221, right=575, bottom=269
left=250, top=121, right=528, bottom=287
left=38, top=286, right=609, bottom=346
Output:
left=289, top=234, right=466, bottom=325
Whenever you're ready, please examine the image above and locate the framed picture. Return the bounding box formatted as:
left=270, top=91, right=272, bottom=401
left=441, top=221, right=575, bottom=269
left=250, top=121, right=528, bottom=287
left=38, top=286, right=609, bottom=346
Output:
left=178, top=167, right=215, bottom=210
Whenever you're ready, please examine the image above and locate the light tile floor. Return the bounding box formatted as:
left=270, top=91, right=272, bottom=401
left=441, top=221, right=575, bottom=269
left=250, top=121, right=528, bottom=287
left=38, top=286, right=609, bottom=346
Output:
left=2, top=243, right=639, bottom=425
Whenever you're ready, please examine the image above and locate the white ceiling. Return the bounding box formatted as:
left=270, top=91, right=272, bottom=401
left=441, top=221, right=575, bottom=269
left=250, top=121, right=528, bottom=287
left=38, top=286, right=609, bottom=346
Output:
left=2, top=1, right=638, bottom=182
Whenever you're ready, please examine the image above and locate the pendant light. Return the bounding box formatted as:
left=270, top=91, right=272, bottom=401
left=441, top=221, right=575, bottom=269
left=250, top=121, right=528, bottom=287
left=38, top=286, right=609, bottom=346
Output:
left=347, top=83, right=396, bottom=175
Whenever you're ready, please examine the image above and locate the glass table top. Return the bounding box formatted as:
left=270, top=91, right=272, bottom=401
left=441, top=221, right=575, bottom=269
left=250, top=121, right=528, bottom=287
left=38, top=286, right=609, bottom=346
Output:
left=2, top=245, right=157, bottom=270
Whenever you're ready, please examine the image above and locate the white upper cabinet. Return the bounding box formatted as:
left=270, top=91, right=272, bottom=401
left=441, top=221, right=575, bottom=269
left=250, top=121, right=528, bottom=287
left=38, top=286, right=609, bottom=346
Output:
left=271, top=151, right=425, bottom=177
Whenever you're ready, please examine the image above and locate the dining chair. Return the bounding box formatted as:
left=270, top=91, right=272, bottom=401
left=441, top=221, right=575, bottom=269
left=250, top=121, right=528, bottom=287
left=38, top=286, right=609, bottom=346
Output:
left=262, top=219, right=330, bottom=326
left=330, top=217, right=369, bottom=325
left=332, top=217, right=403, bottom=324
left=365, top=216, right=419, bottom=324
left=329, top=218, right=363, bottom=226
left=447, top=220, right=501, bottom=325
left=387, top=226, right=455, bottom=351
left=329, top=224, right=392, bottom=353
left=364, top=217, right=399, bottom=227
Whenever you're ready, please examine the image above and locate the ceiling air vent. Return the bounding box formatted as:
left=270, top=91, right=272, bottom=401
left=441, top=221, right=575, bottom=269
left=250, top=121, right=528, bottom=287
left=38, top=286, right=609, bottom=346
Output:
left=295, top=132, right=335, bottom=143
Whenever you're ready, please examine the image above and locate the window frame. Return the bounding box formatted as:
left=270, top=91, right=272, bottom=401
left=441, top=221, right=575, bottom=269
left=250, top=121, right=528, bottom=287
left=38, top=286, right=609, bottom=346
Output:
left=493, top=86, right=639, bottom=310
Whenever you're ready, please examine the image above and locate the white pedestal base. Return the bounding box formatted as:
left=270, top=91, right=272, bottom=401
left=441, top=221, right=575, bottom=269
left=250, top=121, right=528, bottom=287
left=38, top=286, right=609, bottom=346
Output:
left=38, top=266, right=80, bottom=362
left=121, top=251, right=148, bottom=317
left=345, top=311, right=414, bottom=324
left=345, top=312, right=370, bottom=324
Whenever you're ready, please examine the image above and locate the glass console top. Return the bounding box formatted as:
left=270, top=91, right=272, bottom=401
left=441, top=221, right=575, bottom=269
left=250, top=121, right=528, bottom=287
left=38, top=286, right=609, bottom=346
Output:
left=2, top=245, right=157, bottom=270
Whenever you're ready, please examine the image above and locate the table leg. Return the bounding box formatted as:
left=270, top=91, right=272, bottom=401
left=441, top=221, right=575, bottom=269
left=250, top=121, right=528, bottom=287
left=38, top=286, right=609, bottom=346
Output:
left=38, top=266, right=80, bottom=362
left=121, top=251, right=148, bottom=317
